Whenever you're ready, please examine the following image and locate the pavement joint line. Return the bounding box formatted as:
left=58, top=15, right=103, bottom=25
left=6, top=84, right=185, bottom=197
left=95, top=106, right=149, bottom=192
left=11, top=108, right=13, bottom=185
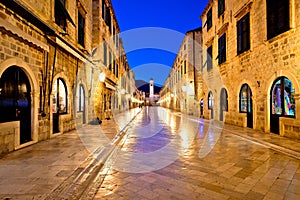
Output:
left=185, top=114, right=300, bottom=160
left=45, top=108, right=143, bottom=199
left=224, top=129, right=300, bottom=160
left=79, top=108, right=144, bottom=200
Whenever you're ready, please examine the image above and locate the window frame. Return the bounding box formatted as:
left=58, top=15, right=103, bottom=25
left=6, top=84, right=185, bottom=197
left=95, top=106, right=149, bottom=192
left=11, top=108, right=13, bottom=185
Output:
left=218, top=33, right=226, bottom=65
left=207, top=45, right=213, bottom=71
left=218, top=0, right=225, bottom=17
left=237, top=13, right=250, bottom=55
left=207, top=8, right=213, bottom=31
left=78, top=11, right=85, bottom=47
left=266, top=0, right=290, bottom=40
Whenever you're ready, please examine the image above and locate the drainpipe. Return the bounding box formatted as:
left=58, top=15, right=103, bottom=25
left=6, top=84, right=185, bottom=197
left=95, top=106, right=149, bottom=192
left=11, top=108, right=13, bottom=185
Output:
left=48, top=45, right=57, bottom=106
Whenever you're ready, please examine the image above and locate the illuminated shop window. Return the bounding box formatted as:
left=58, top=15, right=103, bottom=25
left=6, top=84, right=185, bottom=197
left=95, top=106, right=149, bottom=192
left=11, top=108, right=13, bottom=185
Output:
left=271, top=77, right=295, bottom=117
left=239, top=84, right=252, bottom=113
left=208, top=91, right=213, bottom=109
left=78, top=84, right=85, bottom=112
left=53, top=78, right=67, bottom=114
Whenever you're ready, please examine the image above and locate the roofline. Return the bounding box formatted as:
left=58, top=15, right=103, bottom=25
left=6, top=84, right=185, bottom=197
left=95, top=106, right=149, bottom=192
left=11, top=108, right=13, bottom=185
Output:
left=200, top=0, right=214, bottom=19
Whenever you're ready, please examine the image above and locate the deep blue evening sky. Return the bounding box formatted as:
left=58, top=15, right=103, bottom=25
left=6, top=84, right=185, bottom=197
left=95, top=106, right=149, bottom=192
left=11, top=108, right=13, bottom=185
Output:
left=111, top=0, right=209, bottom=85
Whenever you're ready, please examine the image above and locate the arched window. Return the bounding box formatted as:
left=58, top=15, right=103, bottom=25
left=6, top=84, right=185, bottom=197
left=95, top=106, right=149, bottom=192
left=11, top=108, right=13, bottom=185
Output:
left=78, top=84, right=85, bottom=112
left=271, top=77, right=295, bottom=117
left=220, top=88, right=228, bottom=111
left=53, top=78, right=67, bottom=114
left=239, top=84, right=252, bottom=113
left=208, top=91, right=213, bottom=109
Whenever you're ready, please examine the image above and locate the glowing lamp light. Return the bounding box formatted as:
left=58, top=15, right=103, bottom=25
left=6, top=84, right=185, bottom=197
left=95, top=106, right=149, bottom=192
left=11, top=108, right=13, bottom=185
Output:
left=99, top=72, right=106, bottom=82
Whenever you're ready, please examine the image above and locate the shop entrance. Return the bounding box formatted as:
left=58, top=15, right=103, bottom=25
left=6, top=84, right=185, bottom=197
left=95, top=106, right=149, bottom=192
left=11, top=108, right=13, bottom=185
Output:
left=220, top=88, right=228, bottom=122
left=0, top=66, right=32, bottom=144
left=52, top=78, right=68, bottom=133
left=270, top=77, right=295, bottom=134
left=240, top=84, right=253, bottom=128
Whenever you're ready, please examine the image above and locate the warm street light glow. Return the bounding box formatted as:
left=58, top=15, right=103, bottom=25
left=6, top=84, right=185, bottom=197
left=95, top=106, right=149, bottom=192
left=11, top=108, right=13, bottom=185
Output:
left=99, top=72, right=106, bottom=82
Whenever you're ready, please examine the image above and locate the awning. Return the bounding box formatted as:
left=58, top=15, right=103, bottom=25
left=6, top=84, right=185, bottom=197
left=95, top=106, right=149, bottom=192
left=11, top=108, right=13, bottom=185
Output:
left=0, top=18, right=49, bottom=52
left=56, top=37, right=87, bottom=63
left=105, top=82, right=116, bottom=90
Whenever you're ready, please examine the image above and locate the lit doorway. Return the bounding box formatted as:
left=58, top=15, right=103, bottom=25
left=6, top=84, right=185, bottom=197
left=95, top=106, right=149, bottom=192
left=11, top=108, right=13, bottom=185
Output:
left=0, top=66, right=32, bottom=144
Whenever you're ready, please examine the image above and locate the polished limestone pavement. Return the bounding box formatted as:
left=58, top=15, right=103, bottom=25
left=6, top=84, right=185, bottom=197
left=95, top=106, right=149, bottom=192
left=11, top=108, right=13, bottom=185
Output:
left=0, top=107, right=300, bottom=199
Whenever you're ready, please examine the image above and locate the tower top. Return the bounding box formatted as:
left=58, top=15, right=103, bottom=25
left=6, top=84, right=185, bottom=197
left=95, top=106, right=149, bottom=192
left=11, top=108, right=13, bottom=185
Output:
left=150, top=78, right=154, bottom=81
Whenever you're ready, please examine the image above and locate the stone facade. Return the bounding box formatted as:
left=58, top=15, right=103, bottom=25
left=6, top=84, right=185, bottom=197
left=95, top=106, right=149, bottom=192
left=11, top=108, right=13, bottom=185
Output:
left=0, top=0, right=133, bottom=155
left=200, top=0, right=300, bottom=138
left=160, top=28, right=207, bottom=117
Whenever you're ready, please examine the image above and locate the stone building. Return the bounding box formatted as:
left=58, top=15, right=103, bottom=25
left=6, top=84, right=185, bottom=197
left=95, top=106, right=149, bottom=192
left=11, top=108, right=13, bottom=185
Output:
left=160, top=28, right=206, bottom=117
left=200, top=0, right=300, bottom=138
left=0, top=0, right=133, bottom=155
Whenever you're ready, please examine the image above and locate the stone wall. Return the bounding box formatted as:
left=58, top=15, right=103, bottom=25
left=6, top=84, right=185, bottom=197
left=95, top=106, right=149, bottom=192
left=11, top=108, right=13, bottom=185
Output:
left=201, top=0, right=300, bottom=137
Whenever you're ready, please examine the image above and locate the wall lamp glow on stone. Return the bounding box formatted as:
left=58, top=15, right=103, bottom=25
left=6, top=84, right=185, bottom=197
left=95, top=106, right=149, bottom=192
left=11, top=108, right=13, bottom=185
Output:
left=121, top=89, right=125, bottom=95
left=126, top=94, right=131, bottom=99
left=99, top=72, right=106, bottom=82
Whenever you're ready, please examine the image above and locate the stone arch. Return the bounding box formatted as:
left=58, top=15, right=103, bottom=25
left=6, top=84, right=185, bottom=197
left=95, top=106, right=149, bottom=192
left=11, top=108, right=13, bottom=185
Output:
left=50, top=72, right=73, bottom=135
left=0, top=57, right=39, bottom=146
left=236, top=79, right=257, bottom=128
left=265, top=70, right=300, bottom=133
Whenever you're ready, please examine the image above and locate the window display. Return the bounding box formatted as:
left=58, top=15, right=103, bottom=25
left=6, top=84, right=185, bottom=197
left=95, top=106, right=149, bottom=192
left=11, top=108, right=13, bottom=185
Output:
left=271, top=77, right=295, bottom=117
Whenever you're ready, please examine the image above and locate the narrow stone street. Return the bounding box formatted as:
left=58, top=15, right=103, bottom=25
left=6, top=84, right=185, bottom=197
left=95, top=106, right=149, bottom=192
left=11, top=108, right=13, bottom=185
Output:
left=94, top=107, right=300, bottom=200
left=0, top=106, right=300, bottom=199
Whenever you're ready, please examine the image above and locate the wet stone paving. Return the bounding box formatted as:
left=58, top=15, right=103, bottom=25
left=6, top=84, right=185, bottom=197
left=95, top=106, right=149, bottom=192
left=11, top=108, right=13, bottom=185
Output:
left=94, top=107, right=300, bottom=200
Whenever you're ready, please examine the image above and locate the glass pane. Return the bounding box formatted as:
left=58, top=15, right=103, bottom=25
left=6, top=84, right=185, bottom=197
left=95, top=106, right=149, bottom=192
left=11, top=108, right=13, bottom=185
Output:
left=240, top=85, right=248, bottom=112
left=284, top=78, right=295, bottom=116
left=79, top=86, right=84, bottom=112
left=58, top=79, right=67, bottom=113
left=247, top=88, right=251, bottom=112
left=271, top=79, right=282, bottom=115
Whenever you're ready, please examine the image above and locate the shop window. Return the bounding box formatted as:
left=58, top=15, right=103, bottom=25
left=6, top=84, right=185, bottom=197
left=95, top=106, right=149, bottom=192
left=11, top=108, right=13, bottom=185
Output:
left=239, top=84, right=252, bottom=113
left=78, top=84, right=85, bottom=112
left=220, top=88, right=228, bottom=111
left=78, top=11, right=85, bottom=47
left=53, top=78, right=67, bottom=114
left=55, top=0, right=75, bottom=30
left=267, top=0, right=290, bottom=40
left=207, top=45, right=213, bottom=71
left=218, top=33, right=226, bottom=64
left=271, top=77, right=295, bottom=117
left=208, top=91, right=213, bottom=109
left=218, top=0, right=225, bottom=17
left=237, top=13, right=250, bottom=55
left=207, top=8, right=212, bottom=31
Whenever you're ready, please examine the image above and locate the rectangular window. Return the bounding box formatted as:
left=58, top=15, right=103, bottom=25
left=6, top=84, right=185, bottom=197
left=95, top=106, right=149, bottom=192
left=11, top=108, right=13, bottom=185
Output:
left=218, top=0, right=225, bottom=17
left=218, top=33, right=226, bottom=64
left=237, top=13, right=250, bottom=55
left=267, top=0, right=290, bottom=39
left=55, top=0, right=75, bottom=30
left=207, top=45, right=212, bottom=71
left=109, top=52, right=112, bottom=71
left=103, top=42, right=107, bottom=66
left=184, top=60, right=187, bottom=74
left=207, top=8, right=212, bottom=31
left=116, top=63, right=119, bottom=78
left=105, top=6, right=111, bottom=32
left=78, top=12, right=85, bottom=47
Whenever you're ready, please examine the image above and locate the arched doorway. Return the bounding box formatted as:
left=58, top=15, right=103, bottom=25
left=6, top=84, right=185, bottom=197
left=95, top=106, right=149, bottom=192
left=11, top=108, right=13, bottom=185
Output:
left=239, top=84, right=253, bottom=128
left=208, top=91, right=214, bottom=119
left=78, top=84, right=86, bottom=124
left=0, top=66, right=31, bottom=144
left=270, top=76, right=295, bottom=134
left=220, top=88, right=228, bottom=121
left=52, top=78, right=68, bottom=133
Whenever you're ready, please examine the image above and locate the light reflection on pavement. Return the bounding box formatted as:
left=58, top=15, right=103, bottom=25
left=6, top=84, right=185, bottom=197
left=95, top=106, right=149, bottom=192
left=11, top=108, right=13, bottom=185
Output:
left=94, top=106, right=300, bottom=200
